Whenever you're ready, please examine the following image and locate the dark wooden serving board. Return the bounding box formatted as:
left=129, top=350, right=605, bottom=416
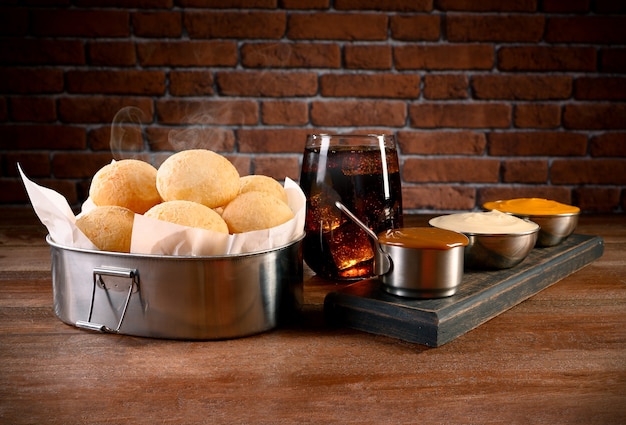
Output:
left=323, top=234, right=604, bottom=347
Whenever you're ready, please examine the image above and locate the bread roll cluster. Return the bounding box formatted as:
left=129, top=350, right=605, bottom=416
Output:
left=77, top=149, right=293, bottom=253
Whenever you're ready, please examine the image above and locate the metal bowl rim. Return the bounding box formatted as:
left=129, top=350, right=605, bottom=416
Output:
left=429, top=222, right=540, bottom=237
left=459, top=226, right=540, bottom=237
left=482, top=204, right=581, bottom=218
left=380, top=242, right=468, bottom=252
left=508, top=211, right=580, bottom=218
left=46, top=232, right=305, bottom=261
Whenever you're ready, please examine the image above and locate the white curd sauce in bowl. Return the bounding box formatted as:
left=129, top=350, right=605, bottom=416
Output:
left=429, top=210, right=539, bottom=235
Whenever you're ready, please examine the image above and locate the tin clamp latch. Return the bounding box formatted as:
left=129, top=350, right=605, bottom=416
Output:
left=76, top=266, right=139, bottom=334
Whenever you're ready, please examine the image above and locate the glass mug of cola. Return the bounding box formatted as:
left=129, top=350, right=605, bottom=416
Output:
left=299, top=134, right=403, bottom=280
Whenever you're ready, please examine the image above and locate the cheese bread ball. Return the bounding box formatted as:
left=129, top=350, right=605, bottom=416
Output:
left=156, top=149, right=240, bottom=208
left=76, top=206, right=135, bottom=253
left=239, top=175, right=288, bottom=204
left=222, top=191, right=294, bottom=233
left=145, top=200, right=229, bottom=233
left=89, top=159, right=161, bottom=214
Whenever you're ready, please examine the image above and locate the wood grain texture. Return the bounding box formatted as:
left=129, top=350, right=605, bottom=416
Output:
left=1, top=207, right=625, bottom=425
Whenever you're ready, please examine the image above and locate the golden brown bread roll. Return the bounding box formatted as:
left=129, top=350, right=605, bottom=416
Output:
left=156, top=149, right=240, bottom=208
left=76, top=206, right=135, bottom=253
left=89, top=159, right=161, bottom=214
left=222, top=191, right=294, bottom=233
left=145, top=200, right=229, bottom=233
left=238, top=175, right=288, bottom=204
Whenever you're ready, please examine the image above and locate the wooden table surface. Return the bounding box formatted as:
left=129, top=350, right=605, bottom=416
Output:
left=1, top=207, right=625, bottom=425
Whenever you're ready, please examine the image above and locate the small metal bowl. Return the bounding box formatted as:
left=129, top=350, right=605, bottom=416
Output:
left=429, top=212, right=540, bottom=270
left=462, top=228, right=539, bottom=270
left=509, top=212, right=579, bottom=247
left=377, top=228, right=469, bottom=298
left=482, top=199, right=580, bottom=247
left=335, top=202, right=469, bottom=299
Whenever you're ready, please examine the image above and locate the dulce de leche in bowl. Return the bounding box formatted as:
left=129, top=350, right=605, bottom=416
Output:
left=376, top=227, right=469, bottom=299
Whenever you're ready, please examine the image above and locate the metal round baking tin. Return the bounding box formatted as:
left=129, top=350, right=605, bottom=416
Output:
left=48, top=234, right=304, bottom=340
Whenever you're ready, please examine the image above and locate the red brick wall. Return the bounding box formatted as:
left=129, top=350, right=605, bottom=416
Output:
left=1, top=0, right=625, bottom=213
